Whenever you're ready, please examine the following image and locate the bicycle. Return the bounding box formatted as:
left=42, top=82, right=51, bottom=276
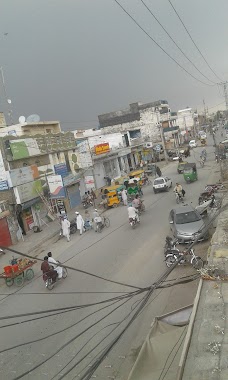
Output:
left=97, top=216, right=110, bottom=232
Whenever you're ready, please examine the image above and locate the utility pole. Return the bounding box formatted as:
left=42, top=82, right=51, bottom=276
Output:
left=218, top=81, right=228, bottom=114
left=203, top=99, right=207, bottom=123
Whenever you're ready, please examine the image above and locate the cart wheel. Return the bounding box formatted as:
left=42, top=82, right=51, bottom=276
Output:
left=5, top=278, right=14, bottom=287
left=15, top=274, right=24, bottom=287
left=26, top=268, right=34, bottom=281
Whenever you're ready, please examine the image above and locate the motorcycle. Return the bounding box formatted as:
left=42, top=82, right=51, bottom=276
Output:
left=43, top=263, right=68, bottom=290
left=175, top=191, right=184, bottom=204
left=82, top=198, right=93, bottom=209
left=129, top=216, right=140, bottom=229
left=165, top=246, right=203, bottom=270
left=198, top=187, right=215, bottom=205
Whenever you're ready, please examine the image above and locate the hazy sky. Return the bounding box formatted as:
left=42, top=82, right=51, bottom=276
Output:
left=0, top=0, right=227, bottom=130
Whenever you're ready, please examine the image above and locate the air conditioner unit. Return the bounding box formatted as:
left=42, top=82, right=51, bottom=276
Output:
left=144, top=142, right=153, bottom=148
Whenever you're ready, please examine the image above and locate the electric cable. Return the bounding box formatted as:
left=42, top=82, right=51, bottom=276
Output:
left=0, top=289, right=145, bottom=321
left=52, top=290, right=148, bottom=380
left=140, top=0, right=216, bottom=84
left=168, top=0, right=224, bottom=82
left=0, top=298, right=122, bottom=354
left=57, top=257, right=184, bottom=379
left=12, top=294, right=139, bottom=380
left=113, top=0, right=214, bottom=86
left=56, top=290, right=150, bottom=380
left=2, top=246, right=143, bottom=290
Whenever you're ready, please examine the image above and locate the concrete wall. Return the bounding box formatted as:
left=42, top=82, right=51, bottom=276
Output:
left=177, top=109, right=194, bottom=131
left=88, top=133, right=124, bottom=151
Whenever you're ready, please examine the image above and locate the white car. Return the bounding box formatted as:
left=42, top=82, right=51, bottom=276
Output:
left=189, top=140, right=197, bottom=148
left=153, top=176, right=172, bottom=193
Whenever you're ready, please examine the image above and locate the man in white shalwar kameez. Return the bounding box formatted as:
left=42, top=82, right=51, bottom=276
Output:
left=75, top=211, right=85, bottom=235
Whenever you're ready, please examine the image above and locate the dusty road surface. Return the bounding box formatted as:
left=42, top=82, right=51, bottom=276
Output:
left=0, top=137, right=220, bottom=379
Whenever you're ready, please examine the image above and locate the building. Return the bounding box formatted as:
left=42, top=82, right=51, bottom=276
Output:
left=0, top=130, right=83, bottom=242
left=177, top=108, right=198, bottom=141
left=0, top=121, right=61, bottom=137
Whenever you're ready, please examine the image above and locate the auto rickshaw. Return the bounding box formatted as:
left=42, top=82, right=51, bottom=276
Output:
left=128, top=170, right=145, bottom=186
left=102, top=184, right=124, bottom=208
left=183, top=163, right=198, bottom=184
left=177, top=161, right=188, bottom=174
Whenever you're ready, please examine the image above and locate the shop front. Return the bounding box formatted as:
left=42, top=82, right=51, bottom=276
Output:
left=47, top=173, right=81, bottom=214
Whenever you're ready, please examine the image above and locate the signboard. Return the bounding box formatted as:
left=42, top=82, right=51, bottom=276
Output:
left=47, top=175, right=66, bottom=199
left=0, top=180, right=9, bottom=191
left=54, top=163, right=68, bottom=177
left=14, top=180, right=43, bottom=204
left=0, top=151, right=7, bottom=181
left=9, top=133, right=76, bottom=159
left=94, top=143, right=110, bottom=155
left=84, top=175, right=95, bottom=190
left=9, top=166, right=34, bottom=187
left=10, top=138, right=41, bottom=159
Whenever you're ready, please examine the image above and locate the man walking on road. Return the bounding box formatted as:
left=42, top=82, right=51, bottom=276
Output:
left=61, top=216, right=71, bottom=242
left=75, top=211, right=85, bottom=235
left=121, top=188, right=128, bottom=206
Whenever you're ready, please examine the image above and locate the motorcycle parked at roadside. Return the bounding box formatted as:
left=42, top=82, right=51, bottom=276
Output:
left=164, top=239, right=203, bottom=270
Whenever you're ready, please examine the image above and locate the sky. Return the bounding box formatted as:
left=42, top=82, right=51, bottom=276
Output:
left=0, top=0, right=227, bottom=131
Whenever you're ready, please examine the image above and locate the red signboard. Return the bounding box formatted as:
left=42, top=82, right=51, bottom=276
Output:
left=94, top=143, right=110, bottom=155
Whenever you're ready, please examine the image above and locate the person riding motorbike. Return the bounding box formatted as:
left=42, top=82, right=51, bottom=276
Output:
left=41, top=256, right=58, bottom=283
left=47, top=252, right=63, bottom=279
left=173, top=183, right=185, bottom=199
left=127, top=203, right=140, bottom=223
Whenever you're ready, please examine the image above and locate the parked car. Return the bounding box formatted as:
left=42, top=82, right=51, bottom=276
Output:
left=189, top=140, right=197, bottom=148
left=169, top=204, right=208, bottom=243
left=153, top=176, right=172, bottom=193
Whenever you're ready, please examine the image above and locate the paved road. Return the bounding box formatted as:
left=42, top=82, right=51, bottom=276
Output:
left=0, top=136, right=220, bottom=380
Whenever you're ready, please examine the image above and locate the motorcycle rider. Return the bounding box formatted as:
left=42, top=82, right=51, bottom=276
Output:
left=41, top=256, right=58, bottom=282
left=173, top=183, right=185, bottom=199
left=92, top=208, right=102, bottom=232
left=47, top=252, right=63, bottom=279
left=132, top=194, right=141, bottom=211
left=127, top=203, right=140, bottom=223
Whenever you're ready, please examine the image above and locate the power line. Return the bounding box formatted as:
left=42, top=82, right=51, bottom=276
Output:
left=168, top=0, right=224, bottom=82
left=52, top=291, right=148, bottom=380
left=0, top=298, right=122, bottom=354
left=0, top=289, right=145, bottom=322
left=3, top=246, right=143, bottom=290
left=13, top=295, right=137, bottom=380
left=140, top=0, right=216, bottom=84
left=113, top=0, right=214, bottom=86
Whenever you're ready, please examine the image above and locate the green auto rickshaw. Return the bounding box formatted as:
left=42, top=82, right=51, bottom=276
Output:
left=183, top=163, right=198, bottom=184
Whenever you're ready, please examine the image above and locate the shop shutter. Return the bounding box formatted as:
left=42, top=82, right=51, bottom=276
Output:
left=0, top=218, right=12, bottom=247
left=67, top=183, right=81, bottom=209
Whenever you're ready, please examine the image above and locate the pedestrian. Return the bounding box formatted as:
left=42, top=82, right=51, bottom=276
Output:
left=156, top=166, right=162, bottom=177
left=75, top=211, right=85, bottom=235
left=121, top=188, right=128, bottom=206
left=61, top=216, right=71, bottom=242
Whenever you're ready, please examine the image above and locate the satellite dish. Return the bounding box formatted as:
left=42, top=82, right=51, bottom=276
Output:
left=19, top=116, right=26, bottom=124
left=26, top=114, right=40, bottom=123
left=7, top=99, right=12, bottom=104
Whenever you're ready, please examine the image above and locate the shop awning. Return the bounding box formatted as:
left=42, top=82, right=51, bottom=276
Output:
left=127, top=305, right=192, bottom=380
